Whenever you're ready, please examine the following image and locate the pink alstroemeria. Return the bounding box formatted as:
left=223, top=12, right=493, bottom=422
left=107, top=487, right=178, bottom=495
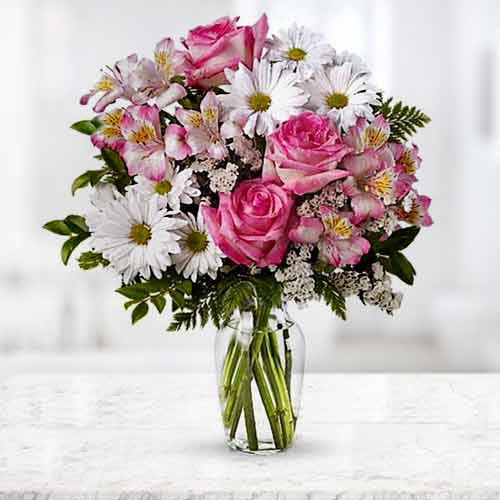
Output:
left=120, top=104, right=169, bottom=181
left=397, top=191, right=433, bottom=227
left=91, top=109, right=126, bottom=153
left=131, top=38, right=187, bottom=109
left=342, top=116, right=396, bottom=223
left=165, top=124, right=192, bottom=160
left=290, top=208, right=370, bottom=267
left=80, top=54, right=140, bottom=113
left=390, top=143, right=421, bottom=199
left=175, top=91, right=227, bottom=160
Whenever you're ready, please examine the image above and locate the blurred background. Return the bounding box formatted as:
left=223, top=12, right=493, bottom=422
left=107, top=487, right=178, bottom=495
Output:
left=1, top=0, right=499, bottom=375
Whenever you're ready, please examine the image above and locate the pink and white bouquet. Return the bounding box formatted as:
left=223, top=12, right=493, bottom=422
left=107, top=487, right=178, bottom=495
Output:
left=44, top=13, right=432, bottom=330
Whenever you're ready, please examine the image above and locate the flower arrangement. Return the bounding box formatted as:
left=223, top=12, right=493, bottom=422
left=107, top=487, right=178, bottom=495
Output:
left=44, top=14, right=432, bottom=453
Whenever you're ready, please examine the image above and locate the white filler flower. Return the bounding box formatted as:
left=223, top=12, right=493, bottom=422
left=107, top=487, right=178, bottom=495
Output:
left=173, top=210, right=224, bottom=282
left=89, top=188, right=186, bottom=283
left=219, top=58, right=307, bottom=137
left=266, top=23, right=335, bottom=81
left=303, top=62, right=378, bottom=131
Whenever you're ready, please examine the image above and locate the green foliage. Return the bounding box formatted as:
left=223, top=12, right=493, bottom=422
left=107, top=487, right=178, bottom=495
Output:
left=313, top=273, right=347, bottom=320
left=375, top=97, right=430, bottom=143
left=78, top=252, right=110, bottom=270
left=71, top=170, right=107, bottom=195
left=372, top=226, right=420, bottom=255
left=166, top=272, right=283, bottom=333
left=380, top=252, right=416, bottom=285
left=70, top=118, right=101, bottom=135
left=116, top=272, right=195, bottom=325
left=43, top=215, right=90, bottom=265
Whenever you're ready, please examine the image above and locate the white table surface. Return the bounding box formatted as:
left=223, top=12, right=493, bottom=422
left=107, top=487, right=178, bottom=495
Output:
left=1, top=373, right=500, bottom=498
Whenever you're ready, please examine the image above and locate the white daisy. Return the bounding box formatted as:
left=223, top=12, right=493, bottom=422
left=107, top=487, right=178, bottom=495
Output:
left=334, top=50, right=370, bottom=76
left=89, top=188, right=186, bottom=284
left=303, top=62, right=378, bottom=131
left=265, top=23, right=335, bottom=81
left=133, top=166, right=200, bottom=212
left=219, top=59, right=308, bottom=138
left=173, top=210, right=224, bottom=282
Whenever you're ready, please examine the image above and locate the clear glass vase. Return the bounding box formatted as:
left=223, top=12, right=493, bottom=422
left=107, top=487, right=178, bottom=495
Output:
left=214, top=307, right=305, bottom=454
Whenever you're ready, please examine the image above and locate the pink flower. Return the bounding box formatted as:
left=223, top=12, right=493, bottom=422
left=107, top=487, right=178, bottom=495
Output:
left=182, top=14, right=269, bottom=89
left=175, top=91, right=227, bottom=160
left=80, top=54, right=140, bottom=113
left=91, top=109, right=126, bottom=153
left=131, top=38, right=187, bottom=108
left=202, top=179, right=296, bottom=267
left=120, top=104, right=169, bottom=181
left=290, top=208, right=370, bottom=267
left=341, top=116, right=396, bottom=223
left=263, top=112, right=352, bottom=195
left=165, top=124, right=191, bottom=160
left=390, top=143, right=421, bottom=199
left=397, top=191, right=433, bottom=227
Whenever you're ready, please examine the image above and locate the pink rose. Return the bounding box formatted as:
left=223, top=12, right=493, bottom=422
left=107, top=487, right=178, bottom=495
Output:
left=263, top=112, right=353, bottom=195
left=182, top=14, right=269, bottom=89
left=202, top=179, right=296, bottom=267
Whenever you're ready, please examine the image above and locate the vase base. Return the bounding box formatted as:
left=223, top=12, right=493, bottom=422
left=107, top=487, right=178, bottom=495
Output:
left=226, top=437, right=289, bottom=455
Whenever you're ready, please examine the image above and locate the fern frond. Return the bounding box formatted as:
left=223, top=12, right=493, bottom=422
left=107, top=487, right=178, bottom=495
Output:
left=375, top=97, right=430, bottom=143
left=314, top=273, right=347, bottom=320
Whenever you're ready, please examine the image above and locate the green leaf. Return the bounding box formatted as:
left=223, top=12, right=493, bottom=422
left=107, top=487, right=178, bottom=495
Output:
left=78, top=251, right=109, bottom=270
left=91, top=117, right=102, bottom=128
left=70, top=120, right=98, bottom=135
left=64, top=215, right=89, bottom=234
left=115, top=285, right=150, bottom=300
left=314, top=273, right=347, bottom=320
left=132, top=302, right=149, bottom=325
left=170, top=290, right=185, bottom=308
left=43, top=220, right=72, bottom=236
left=102, top=147, right=127, bottom=173
left=176, top=280, right=192, bottom=295
left=71, top=172, right=91, bottom=195
left=375, top=226, right=421, bottom=255
left=124, top=300, right=137, bottom=310
left=88, top=169, right=107, bottom=186
left=151, top=295, right=166, bottom=314
left=61, top=233, right=89, bottom=265
left=381, top=252, right=416, bottom=285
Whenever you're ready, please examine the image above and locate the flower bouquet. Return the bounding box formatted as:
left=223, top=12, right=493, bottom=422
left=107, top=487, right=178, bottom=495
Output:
left=44, top=14, right=432, bottom=454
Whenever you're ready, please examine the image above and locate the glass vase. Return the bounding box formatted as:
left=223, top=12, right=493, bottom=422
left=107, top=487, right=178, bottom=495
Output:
left=214, top=308, right=305, bottom=454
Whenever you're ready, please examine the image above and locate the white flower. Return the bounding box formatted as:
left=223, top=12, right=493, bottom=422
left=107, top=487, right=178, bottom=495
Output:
left=208, top=163, right=239, bottom=193
left=219, top=59, right=308, bottom=138
left=133, top=166, right=200, bottom=212
left=173, top=210, right=224, bottom=282
left=88, top=189, right=186, bottom=284
left=302, top=62, right=378, bottom=131
left=266, top=23, right=335, bottom=81
left=86, top=183, right=119, bottom=232
left=334, top=50, right=370, bottom=76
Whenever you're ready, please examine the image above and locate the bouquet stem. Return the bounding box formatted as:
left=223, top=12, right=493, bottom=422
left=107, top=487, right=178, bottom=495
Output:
left=219, top=322, right=297, bottom=453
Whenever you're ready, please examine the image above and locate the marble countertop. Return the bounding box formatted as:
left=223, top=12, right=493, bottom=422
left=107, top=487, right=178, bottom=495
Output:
left=1, top=373, right=500, bottom=498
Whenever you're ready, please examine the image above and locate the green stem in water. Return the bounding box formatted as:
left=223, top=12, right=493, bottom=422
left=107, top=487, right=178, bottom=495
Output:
left=283, top=328, right=294, bottom=424
left=221, top=335, right=241, bottom=400
left=261, top=333, right=294, bottom=447
left=241, top=349, right=258, bottom=451
left=253, top=358, right=284, bottom=449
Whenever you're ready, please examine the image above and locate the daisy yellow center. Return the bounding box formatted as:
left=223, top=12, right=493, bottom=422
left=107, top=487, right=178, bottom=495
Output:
left=323, top=215, right=352, bottom=239
left=248, top=92, right=272, bottom=112
left=287, top=47, right=307, bottom=61
left=186, top=230, right=208, bottom=253
left=129, top=223, right=151, bottom=245
left=155, top=180, right=172, bottom=195
left=326, top=92, right=349, bottom=109
left=130, top=124, right=156, bottom=144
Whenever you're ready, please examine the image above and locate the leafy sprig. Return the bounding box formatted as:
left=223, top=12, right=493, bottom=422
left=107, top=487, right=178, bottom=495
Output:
left=374, top=97, right=430, bottom=143
left=43, top=215, right=90, bottom=265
